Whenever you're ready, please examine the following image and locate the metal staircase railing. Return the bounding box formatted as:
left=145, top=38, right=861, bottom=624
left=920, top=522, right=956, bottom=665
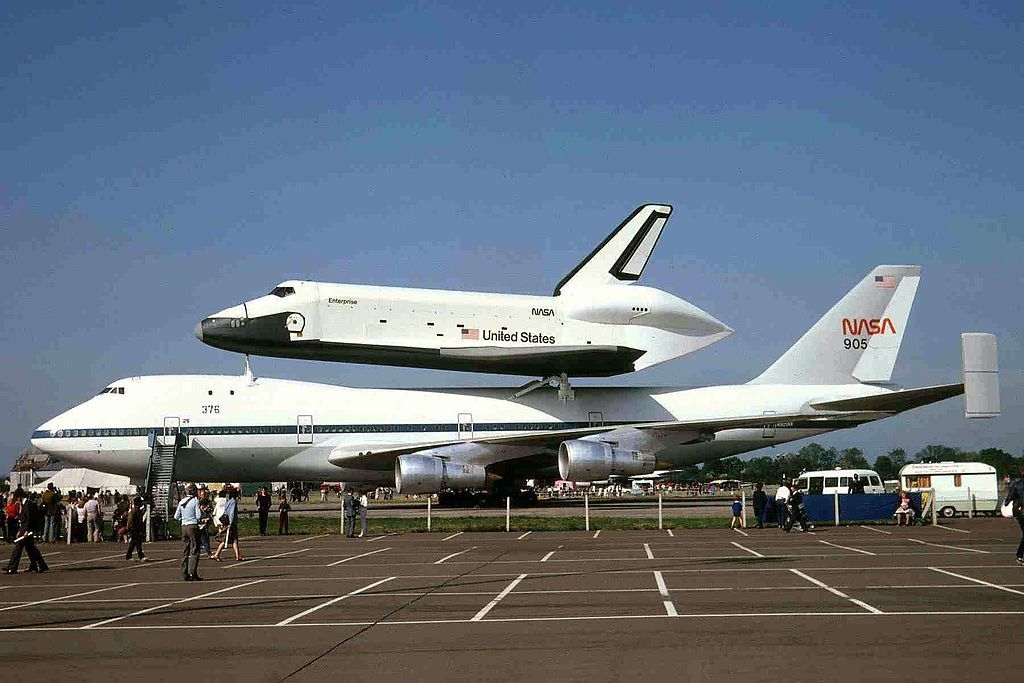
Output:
left=144, top=438, right=178, bottom=518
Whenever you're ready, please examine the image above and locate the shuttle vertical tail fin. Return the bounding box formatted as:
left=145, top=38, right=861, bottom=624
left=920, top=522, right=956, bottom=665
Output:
left=750, top=265, right=921, bottom=385
left=553, top=204, right=672, bottom=295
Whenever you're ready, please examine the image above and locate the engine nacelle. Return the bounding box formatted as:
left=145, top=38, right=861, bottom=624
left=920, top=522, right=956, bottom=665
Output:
left=395, top=455, right=487, bottom=494
left=557, top=440, right=656, bottom=481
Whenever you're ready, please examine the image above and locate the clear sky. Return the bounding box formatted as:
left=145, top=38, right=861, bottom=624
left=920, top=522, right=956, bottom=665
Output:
left=2, top=2, right=1021, bottom=471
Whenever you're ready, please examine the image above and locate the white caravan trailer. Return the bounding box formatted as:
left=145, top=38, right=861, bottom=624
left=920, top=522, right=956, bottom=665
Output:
left=899, top=462, right=998, bottom=518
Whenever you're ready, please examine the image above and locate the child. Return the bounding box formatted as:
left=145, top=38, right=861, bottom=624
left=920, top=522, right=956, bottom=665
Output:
left=278, top=497, right=291, bottom=535
left=730, top=494, right=743, bottom=529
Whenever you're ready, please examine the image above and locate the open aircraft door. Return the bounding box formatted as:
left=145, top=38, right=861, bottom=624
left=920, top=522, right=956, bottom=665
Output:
left=161, top=417, right=180, bottom=446
left=458, top=413, right=473, bottom=440
left=761, top=411, right=776, bottom=438
left=297, top=414, right=313, bottom=445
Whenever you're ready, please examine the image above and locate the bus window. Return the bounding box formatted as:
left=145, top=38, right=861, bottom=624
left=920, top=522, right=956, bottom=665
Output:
left=808, top=477, right=824, bottom=495
left=839, top=477, right=849, bottom=488
left=824, top=477, right=838, bottom=489
left=869, top=476, right=881, bottom=487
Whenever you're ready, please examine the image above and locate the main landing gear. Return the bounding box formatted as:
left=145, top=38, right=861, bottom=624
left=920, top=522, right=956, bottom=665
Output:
left=511, top=372, right=575, bottom=401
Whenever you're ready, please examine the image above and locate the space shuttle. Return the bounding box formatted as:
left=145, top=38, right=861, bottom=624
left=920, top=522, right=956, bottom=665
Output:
left=195, top=205, right=732, bottom=397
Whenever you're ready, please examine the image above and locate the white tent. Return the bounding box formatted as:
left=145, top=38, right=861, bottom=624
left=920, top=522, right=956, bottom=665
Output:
left=26, top=468, right=135, bottom=494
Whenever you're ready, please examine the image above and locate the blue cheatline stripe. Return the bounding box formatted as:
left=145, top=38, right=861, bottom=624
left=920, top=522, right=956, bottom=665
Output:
left=32, top=421, right=632, bottom=440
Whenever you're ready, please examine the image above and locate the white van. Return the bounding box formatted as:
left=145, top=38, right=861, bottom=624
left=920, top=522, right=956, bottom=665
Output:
left=899, top=461, right=998, bottom=518
left=794, top=468, right=885, bottom=495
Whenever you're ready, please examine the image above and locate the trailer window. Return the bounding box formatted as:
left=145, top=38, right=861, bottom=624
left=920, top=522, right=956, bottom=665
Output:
left=906, top=475, right=931, bottom=488
left=953, top=474, right=962, bottom=487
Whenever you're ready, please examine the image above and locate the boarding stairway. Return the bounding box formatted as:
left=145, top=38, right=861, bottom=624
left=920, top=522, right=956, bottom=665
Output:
left=145, top=440, right=178, bottom=519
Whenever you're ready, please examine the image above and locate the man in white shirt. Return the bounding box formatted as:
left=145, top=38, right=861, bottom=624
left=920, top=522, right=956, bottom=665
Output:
left=358, top=491, right=369, bottom=538
left=775, top=481, right=791, bottom=531
left=83, top=495, right=101, bottom=542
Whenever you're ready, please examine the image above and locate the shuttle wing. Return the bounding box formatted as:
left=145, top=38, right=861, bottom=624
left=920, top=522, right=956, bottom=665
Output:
left=327, top=409, right=884, bottom=471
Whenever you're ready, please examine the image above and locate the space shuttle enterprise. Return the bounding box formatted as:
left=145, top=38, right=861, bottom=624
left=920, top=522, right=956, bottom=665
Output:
left=196, top=205, right=732, bottom=397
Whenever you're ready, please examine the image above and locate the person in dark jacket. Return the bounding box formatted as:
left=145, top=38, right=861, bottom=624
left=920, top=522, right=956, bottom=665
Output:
left=5, top=493, right=48, bottom=574
left=342, top=490, right=356, bottom=537
left=1003, top=469, right=1024, bottom=565
left=752, top=483, right=768, bottom=529
left=255, top=487, right=272, bottom=536
left=125, top=496, right=147, bottom=561
left=785, top=485, right=811, bottom=533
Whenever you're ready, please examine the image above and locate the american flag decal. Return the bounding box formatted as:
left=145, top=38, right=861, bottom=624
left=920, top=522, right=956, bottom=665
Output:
left=874, top=275, right=896, bottom=288
left=461, top=328, right=480, bottom=340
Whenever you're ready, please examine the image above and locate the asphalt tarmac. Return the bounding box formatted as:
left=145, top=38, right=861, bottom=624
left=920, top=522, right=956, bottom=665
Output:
left=2, top=519, right=1022, bottom=681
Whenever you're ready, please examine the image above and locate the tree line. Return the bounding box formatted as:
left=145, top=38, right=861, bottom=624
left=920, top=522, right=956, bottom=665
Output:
left=659, top=443, right=1022, bottom=485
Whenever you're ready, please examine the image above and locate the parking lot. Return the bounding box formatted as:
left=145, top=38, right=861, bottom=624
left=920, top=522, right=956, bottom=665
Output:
left=1, top=519, right=1022, bottom=680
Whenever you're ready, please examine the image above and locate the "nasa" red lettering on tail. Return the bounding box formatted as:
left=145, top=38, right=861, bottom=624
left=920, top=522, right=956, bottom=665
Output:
left=841, top=318, right=897, bottom=335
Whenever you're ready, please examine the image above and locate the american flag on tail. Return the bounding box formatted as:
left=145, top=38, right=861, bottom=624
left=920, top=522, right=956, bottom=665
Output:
left=874, top=275, right=896, bottom=288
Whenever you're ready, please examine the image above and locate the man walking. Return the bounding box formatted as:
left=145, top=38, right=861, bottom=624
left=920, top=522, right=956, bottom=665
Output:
left=255, top=487, right=272, bottom=536
left=752, top=482, right=768, bottom=529
left=1004, top=467, right=1024, bottom=566
left=342, top=489, right=356, bottom=537
left=775, top=479, right=791, bottom=531
left=173, top=484, right=204, bottom=581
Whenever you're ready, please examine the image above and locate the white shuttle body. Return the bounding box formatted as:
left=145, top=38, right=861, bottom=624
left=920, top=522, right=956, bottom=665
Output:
left=195, top=205, right=732, bottom=380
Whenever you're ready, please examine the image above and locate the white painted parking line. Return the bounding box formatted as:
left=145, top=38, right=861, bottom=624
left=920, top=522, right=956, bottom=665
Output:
left=434, top=547, right=477, bottom=565
left=592, top=530, right=600, bottom=539
left=644, top=543, right=655, bottom=560
left=654, top=571, right=678, bottom=616
left=517, top=531, right=532, bottom=540
left=114, top=558, right=177, bottom=571
left=442, top=532, right=464, bottom=541
left=859, top=525, right=893, bottom=535
left=50, top=552, right=131, bottom=568
left=909, top=538, right=988, bottom=554
left=328, top=547, right=392, bottom=566
left=276, top=577, right=395, bottom=626
left=935, top=525, right=970, bottom=534
left=666, top=529, right=674, bottom=537
left=292, top=534, right=330, bottom=544
left=472, top=573, right=527, bottom=621
left=819, top=540, right=876, bottom=556
left=230, top=548, right=310, bottom=568
left=83, top=580, right=265, bottom=629
left=790, top=569, right=883, bottom=614
left=366, top=534, right=392, bottom=542
left=0, top=583, right=136, bottom=613
left=730, top=541, right=764, bottom=558
left=540, top=551, right=556, bottom=562
left=930, top=568, right=1024, bottom=596
left=732, top=528, right=749, bottom=537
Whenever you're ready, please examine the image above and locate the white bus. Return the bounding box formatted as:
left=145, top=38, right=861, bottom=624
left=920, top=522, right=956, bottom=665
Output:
left=794, top=468, right=885, bottom=495
left=899, top=462, right=998, bottom=518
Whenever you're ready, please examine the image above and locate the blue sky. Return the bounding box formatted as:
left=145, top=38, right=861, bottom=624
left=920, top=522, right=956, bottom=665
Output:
left=2, top=2, right=1021, bottom=471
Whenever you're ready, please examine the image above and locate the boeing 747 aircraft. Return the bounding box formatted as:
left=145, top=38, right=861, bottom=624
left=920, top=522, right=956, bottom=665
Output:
left=195, top=205, right=732, bottom=398
left=32, top=266, right=999, bottom=495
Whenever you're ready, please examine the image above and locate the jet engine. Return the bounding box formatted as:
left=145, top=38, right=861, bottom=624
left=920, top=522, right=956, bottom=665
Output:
left=557, top=440, right=655, bottom=481
left=395, top=454, right=487, bottom=494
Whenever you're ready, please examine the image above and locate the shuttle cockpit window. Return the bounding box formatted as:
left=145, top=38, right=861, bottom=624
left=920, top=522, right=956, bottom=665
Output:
left=270, top=286, right=296, bottom=297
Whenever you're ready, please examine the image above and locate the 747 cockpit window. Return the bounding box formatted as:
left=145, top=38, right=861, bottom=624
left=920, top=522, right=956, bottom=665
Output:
left=270, top=286, right=296, bottom=297
left=98, top=387, right=125, bottom=395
